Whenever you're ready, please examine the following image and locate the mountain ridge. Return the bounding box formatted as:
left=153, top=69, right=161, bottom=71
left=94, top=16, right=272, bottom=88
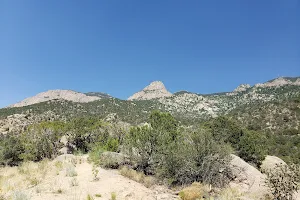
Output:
left=6, top=76, right=300, bottom=108
left=1, top=76, right=299, bottom=135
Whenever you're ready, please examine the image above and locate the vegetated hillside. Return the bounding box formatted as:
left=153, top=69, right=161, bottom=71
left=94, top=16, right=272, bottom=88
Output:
left=0, top=98, right=165, bottom=126
left=1, top=77, right=300, bottom=134
left=229, top=95, right=300, bottom=135
left=159, top=83, right=300, bottom=120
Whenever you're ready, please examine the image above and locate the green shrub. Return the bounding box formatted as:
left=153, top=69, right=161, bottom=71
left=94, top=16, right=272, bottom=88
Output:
left=18, top=123, right=63, bottom=162
left=158, top=130, right=233, bottom=187
left=104, top=138, right=119, bottom=152
left=0, top=134, right=24, bottom=166
left=237, top=130, right=267, bottom=167
left=88, top=144, right=105, bottom=166
left=124, top=111, right=179, bottom=174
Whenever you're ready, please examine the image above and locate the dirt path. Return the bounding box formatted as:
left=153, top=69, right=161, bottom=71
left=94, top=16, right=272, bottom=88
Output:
left=26, top=155, right=177, bottom=200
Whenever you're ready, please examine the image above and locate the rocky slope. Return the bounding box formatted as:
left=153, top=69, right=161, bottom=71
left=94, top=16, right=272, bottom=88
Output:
left=128, top=81, right=172, bottom=100
left=10, top=90, right=101, bottom=108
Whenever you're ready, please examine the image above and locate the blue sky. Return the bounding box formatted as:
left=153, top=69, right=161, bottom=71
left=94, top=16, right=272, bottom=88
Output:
left=0, top=0, right=299, bottom=107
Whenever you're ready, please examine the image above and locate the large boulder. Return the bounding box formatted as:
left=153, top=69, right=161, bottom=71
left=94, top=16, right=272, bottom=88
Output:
left=260, top=155, right=286, bottom=173
left=229, top=154, right=268, bottom=199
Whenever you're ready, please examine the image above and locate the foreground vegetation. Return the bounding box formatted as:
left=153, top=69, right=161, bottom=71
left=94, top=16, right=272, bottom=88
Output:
left=0, top=109, right=300, bottom=199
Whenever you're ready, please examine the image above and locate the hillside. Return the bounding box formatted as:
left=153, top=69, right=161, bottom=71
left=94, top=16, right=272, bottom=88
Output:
left=1, top=77, right=300, bottom=134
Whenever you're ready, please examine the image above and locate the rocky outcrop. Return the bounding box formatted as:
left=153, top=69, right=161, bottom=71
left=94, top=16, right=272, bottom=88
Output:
left=255, top=77, right=300, bottom=88
left=230, top=154, right=268, bottom=199
left=261, top=155, right=286, bottom=173
left=10, top=90, right=101, bottom=107
left=128, top=81, right=172, bottom=100
left=233, top=84, right=251, bottom=93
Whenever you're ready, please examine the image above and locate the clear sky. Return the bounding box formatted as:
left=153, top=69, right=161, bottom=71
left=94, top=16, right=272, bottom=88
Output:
left=0, top=0, right=299, bottom=107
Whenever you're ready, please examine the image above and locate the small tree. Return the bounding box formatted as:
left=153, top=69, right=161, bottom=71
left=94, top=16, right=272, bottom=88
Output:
left=124, top=111, right=179, bottom=174
left=264, top=163, right=300, bottom=200
left=237, top=130, right=267, bottom=167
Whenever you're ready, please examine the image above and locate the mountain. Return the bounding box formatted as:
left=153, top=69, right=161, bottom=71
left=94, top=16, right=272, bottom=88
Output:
left=9, top=90, right=101, bottom=108
left=128, top=81, right=172, bottom=100
left=0, top=76, right=300, bottom=135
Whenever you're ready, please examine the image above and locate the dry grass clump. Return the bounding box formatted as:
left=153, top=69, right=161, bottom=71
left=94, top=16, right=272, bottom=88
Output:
left=17, top=159, right=53, bottom=187
left=119, top=166, right=155, bottom=188
left=178, top=182, right=205, bottom=200
left=178, top=182, right=242, bottom=200
left=0, top=160, right=54, bottom=195
left=218, top=187, right=241, bottom=200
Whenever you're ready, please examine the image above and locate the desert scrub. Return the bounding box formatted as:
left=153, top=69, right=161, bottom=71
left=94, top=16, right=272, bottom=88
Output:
left=119, top=166, right=155, bottom=188
left=95, top=194, right=102, bottom=197
left=66, top=165, right=78, bottom=177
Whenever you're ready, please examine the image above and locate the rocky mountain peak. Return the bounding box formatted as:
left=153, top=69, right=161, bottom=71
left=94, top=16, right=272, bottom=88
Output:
left=128, top=81, right=172, bottom=100
left=233, top=84, right=251, bottom=93
left=10, top=89, right=101, bottom=108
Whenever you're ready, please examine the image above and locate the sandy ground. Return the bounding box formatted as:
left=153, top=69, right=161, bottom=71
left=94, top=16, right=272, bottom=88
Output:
left=0, top=155, right=177, bottom=200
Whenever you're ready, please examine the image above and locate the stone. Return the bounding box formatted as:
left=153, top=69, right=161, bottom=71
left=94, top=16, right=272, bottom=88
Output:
left=229, top=154, right=268, bottom=199
left=261, top=155, right=286, bottom=173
